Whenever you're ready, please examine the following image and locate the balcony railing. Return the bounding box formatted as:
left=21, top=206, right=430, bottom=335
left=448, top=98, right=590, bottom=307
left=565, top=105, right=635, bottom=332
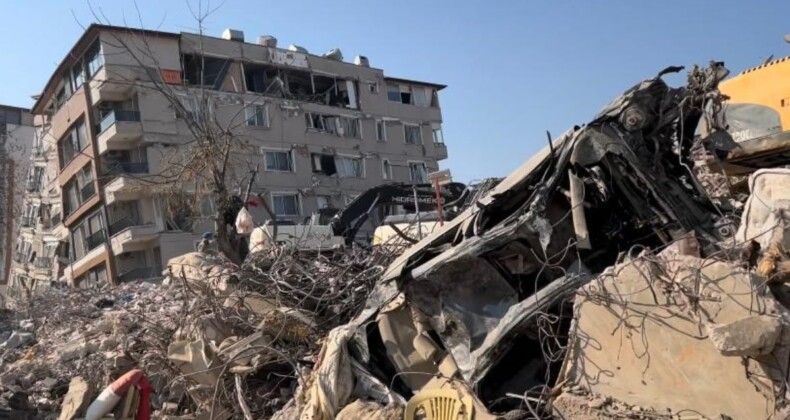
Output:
left=106, top=161, right=149, bottom=175
left=109, top=216, right=139, bottom=236
left=86, top=230, right=106, bottom=251
left=98, top=110, right=141, bottom=134
left=80, top=182, right=96, bottom=202
left=118, top=265, right=164, bottom=283
left=50, top=212, right=62, bottom=226
left=20, top=216, right=35, bottom=228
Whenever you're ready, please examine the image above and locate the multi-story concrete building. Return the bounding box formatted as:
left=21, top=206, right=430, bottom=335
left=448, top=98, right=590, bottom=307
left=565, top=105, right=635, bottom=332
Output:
left=7, top=114, right=65, bottom=298
left=0, top=105, right=35, bottom=289
left=31, top=24, right=449, bottom=287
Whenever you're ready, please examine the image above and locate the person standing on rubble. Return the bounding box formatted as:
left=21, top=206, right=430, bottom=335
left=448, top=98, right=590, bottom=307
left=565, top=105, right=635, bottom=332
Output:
left=198, top=232, right=214, bottom=254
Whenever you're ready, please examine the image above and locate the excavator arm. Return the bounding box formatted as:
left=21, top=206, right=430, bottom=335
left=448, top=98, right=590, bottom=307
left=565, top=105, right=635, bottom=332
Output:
left=330, top=182, right=467, bottom=245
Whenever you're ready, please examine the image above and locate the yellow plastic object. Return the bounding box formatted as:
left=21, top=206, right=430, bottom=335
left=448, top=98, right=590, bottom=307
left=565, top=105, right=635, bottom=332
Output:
left=404, top=387, right=475, bottom=420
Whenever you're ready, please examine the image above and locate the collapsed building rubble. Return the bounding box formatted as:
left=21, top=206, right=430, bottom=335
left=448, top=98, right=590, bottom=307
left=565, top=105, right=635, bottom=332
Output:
left=5, top=61, right=790, bottom=419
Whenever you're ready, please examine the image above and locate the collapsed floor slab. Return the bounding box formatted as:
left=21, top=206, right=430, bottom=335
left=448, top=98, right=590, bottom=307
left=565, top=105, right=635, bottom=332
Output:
left=558, top=255, right=788, bottom=419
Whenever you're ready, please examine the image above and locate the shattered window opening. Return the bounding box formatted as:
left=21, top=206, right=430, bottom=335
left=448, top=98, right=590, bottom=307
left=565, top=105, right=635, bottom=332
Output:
left=305, top=112, right=360, bottom=138
left=264, top=150, right=293, bottom=172
left=272, top=193, right=301, bottom=216
left=311, top=153, right=337, bottom=175
left=182, top=54, right=229, bottom=89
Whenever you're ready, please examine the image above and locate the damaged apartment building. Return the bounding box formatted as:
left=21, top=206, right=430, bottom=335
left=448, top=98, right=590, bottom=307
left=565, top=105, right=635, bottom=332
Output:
left=0, top=105, right=36, bottom=293
left=21, top=24, right=448, bottom=289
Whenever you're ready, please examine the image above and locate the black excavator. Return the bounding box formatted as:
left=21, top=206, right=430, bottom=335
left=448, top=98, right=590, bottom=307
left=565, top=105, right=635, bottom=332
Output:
left=326, top=182, right=468, bottom=245
left=223, top=182, right=469, bottom=248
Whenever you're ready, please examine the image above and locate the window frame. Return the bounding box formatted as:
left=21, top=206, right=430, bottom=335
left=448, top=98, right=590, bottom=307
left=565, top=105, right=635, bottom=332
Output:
left=271, top=192, right=302, bottom=217
left=381, top=158, right=393, bottom=180
left=262, top=149, right=294, bottom=172
left=335, top=155, right=365, bottom=178
left=245, top=103, right=269, bottom=128
left=408, top=161, right=428, bottom=183
left=432, top=124, right=445, bottom=144
left=376, top=119, right=387, bottom=142
left=404, top=124, right=423, bottom=145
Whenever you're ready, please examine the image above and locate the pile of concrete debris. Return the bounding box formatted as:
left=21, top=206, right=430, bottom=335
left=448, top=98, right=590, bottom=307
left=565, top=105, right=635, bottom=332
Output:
left=5, top=62, right=790, bottom=419
left=0, top=247, right=397, bottom=419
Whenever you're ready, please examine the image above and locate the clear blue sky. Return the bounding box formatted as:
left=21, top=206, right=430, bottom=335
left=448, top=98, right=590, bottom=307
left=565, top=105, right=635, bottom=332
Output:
left=2, top=1, right=789, bottom=182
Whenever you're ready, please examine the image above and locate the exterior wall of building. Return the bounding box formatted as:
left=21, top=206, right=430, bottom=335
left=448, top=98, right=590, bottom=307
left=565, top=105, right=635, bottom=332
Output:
left=30, top=25, right=450, bottom=287
left=0, top=106, right=35, bottom=288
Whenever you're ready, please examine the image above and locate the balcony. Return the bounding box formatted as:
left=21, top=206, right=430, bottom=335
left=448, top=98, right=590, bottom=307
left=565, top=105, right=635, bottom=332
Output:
left=96, top=110, right=143, bottom=154
left=20, top=216, right=35, bottom=228
left=110, top=223, right=159, bottom=255
left=33, top=257, right=52, bottom=270
left=106, top=161, right=149, bottom=176
left=64, top=242, right=108, bottom=286
left=104, top=176, right=144, bottom=204
left=89, top=65, right=138, bottom=106
left=117, top=265, right=164, bottom=283
left=434, top=142, right=448, bottom=160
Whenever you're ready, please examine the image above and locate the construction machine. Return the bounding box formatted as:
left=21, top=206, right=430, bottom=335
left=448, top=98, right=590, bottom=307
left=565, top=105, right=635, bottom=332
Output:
left=698, top=50, right=790, bottom=175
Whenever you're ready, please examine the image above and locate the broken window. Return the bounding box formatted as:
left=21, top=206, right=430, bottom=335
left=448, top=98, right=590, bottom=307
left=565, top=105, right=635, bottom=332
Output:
left=272, top=193, right=300, bottom=216
left=244, top=64, right=280, bottom=94
left=311, top=153, right=337, bottom=175
left=264, top=150, right=293, bottom=172
left=409, top=162, right=428, bottom=183
left=245, top=104, right=269, bottom=127
left=182, top=54, right=229, bottom=89
left=376, top=120, right=386, bottom=142
left=335, top=156, right=363, bottom=178
left=387, top=83, right=435, bottom=107
left=306, top=113, right=360, bottom=138
left=404, top=124, right=422, bottom=144
left=78, top=264, right=107, bottom=289
left=382, top=159, right=392, bottom=180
